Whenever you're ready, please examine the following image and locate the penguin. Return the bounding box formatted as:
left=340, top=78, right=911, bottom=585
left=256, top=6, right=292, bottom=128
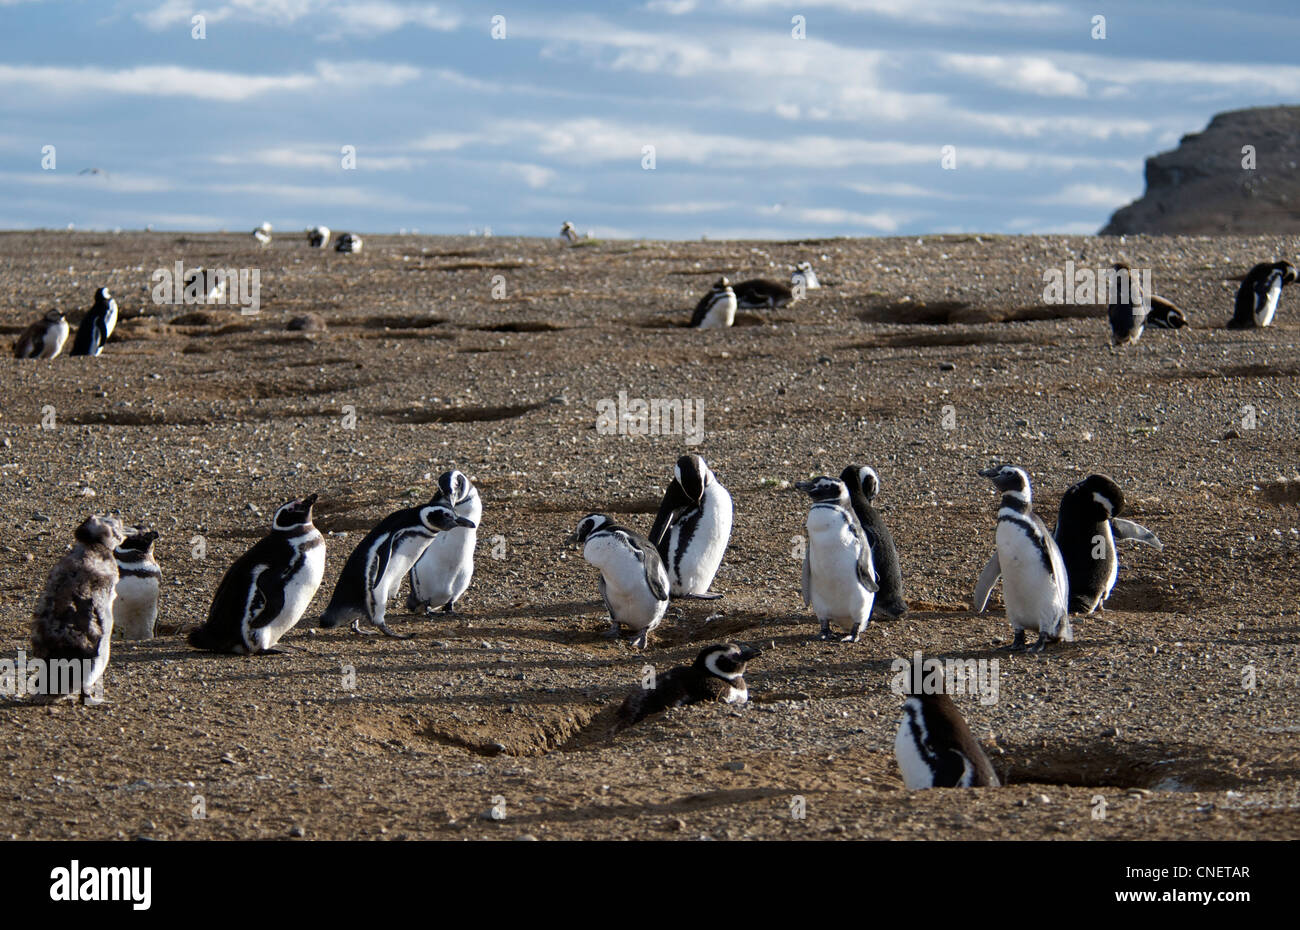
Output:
left=972, top=465, right=1072, bottom=652
left=188, top=495, right=325, bottom=654
left=183, top=267, right=227, bottom=303
left=1106, top=263, right=1147, bottom=346
left=406, top=469, right=481, bottom=614
left=689, top=277, right=737, bottom=329
left=567, top=514, right=670, bottom=649
left=1230, top=260, right=1296, bottom=329
left=319, top=499, right=474, bottom=638
left=895, top=693, right=1000, bottom=789
left=732, top=278, right=794, bottom=309
left=307, top=226, right=331, bottom=248
left=30, top=515, right=126, bottom=703
left=618, top=642, right=761, bottom=726
left=839, top=465, right=907, bottom=619
left=1146, top=294, right=1187, bottom=329
left=560, top=221, right=580, bottom=244
left=13, top=309, right=69, bottom=359
left=791, top=261, right=821, bottom=290
left=796, top=476, right=878, bottom=642
left=335, top=232, right=363, bottom=254
left=112, top=529, right=161, bottom=640
left=1053, top=474, right=1162, bottom=616
left=253, top=222, right=272, bottom=246
left=69, top=287, right=118, bottom=357
left=648, top=454, right=732, bottom=599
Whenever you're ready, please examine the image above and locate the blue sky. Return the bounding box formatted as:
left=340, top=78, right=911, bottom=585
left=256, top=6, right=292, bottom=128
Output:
left=1, top=0, right=1297, bottom=238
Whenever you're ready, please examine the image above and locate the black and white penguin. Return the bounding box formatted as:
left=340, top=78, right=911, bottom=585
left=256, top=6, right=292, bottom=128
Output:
left=791, top=261, right=820, bottom=290
left=618, top=642, right=761, bottom=726
left=560, top=221, right=580, bottom=244
left=307, top=226, right=331, bottom=248
left=732, top=278, right=794, bottom=309
left=188, top=495, right=325, bottom=654
left=113, top=529, right=161, bottom=640
left=567, top=514, right=670, bottom=649
left=973, top=465, right=1071, bottom=652
left=1146, top=294, right=1187, bottom=329
left=1229, top=260, right=1296, bottom=329
left=183, top=267, right=227, bottom=303
left=319, top=499, right=474, bottom=638
left=648, top=454, right=732, bottom=598
left=69, top=287, right=118, bottom=357
left=335, top=232, right=363, bottom=254
left=797, top=476, right=878, bottom=642
left=840, top=465, right=907, bottom=619
left=13, top=309, right=70, bottom=359
left=30, top=515, right=126, bottom=703
left=689, top=277, right=737, bottom=329
left=1107, top=263, right=1147, bottom=346
left=895, top=693, right=1000, bottom=789
left=1053, top=474, right=1162, bottom=616
left=406, top=470, right=481, bottom=614
left=253, top=222, right=272, bottom=246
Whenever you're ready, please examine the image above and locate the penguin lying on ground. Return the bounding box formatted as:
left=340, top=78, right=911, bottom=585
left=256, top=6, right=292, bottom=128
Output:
left=1053, top=474, right=1162, bottom=615
left=649, top=454, right=732, bottom=599
left=13, top=310, right=69, bottom=359
left=618, top=642, right=761, bottom=726
left=308, top=226, right=330, bottom=248
left=690, top=277, right=736, bottom=328
left=895, top=693, right=1000, bottom=789
left=568, top=514, right=669, bottom=649
left=732, top=278, right=794, bottom=309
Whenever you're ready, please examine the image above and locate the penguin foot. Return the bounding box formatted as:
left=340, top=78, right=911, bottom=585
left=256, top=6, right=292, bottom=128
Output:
left=405, top=593, right=423, bottom=612
left=1001, top=630, right=1028, bottom=652
left=630, top=631, right=650, bottom=650
left=375, top=622, right=412, bottom=640
left=442, top=600, right=456, bottom=614
left=839, top=633, right=859, bottom=643
left=350, top=619, right=380, bottom=636
left=81, top=693, right=110, bottom=706
left=602, top=623, right=621, bottom=639
left=678, top=592, right=723, bottom=600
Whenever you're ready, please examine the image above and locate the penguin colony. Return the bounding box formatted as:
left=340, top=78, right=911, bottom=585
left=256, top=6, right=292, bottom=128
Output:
left=12, top=231, right=1292, bottom=793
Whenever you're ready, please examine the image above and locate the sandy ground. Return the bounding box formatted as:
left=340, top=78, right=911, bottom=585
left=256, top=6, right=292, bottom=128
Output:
left=0, top=229, right=1297, bottom=840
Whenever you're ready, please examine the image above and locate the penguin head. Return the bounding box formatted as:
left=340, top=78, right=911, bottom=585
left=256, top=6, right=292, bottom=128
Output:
left=841, top=465, right=879, bottom=501
left=979, top=465, right=1031, bottom=497
left=1070, top=474, right=1124, bottom=519
left=95, top=287, right=112, bottom=304
left=43, top=309, right=65, bottom=323
left=273, top=494, right=318, bottom=531
left=714, top=277, right=732, bottom=291
left=116, top=529, right=159, bottom=556
left=797, top=261, right=813, bottom=272
left=697, top=642, right=762, bottom=681
left=1278, top=260, right=1297, bottom=286
left=76, top=515, right=126, bottom=551
left=673, top=454, right=712, bottom=503
left=567, top=513, right=612, bottom=545
left=421, top=503, right=475, bottom=533
left=796, top=476, right=848, bottom=505
left=436, top=469, right=473, bottom=506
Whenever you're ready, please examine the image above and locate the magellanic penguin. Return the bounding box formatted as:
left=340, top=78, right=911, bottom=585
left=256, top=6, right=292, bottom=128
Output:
left=797, top=476, right=879, bottom=642
left=560, top=221, right=580, bottom=244
left=567, top=514, right=670, bottom=649
left=307, top=226, right=331, bottom=248
left=188, top=495, right=325, bottom=654
left=13, top=309, right=70, bottom=359
left=113, top=529, right=161, bottom=640
left=973, top=465, right=1072, bottom=652
left=319, top=499, right=474, bottom=638
left=335, top=233, right=363, bottom=254
left=732, top=278, right=794, bottom=309
left=840, top=465, right=907, bottom=619
left=690, top=277, right=737, bottom=329
left=253, top=222, right=272, bottom=246
left=792, top=261, right=821, bottom=290
left=1106, top=263, right=1148, bottom=346
left=406, top=469, right=481, bottom=614
left=183, top=267, right=227, bottom=304
left=69, top=287, right=118, bottom=357
left=1146, top=294, right=1187, bottom=329
left=1053, top=474, right=1162, bottom=616
left=618, top=642, right=761, bottom=726
left=895, top=693, right=1000, bottom=789
left=649, top=454, right=732, bottom=599
left=1230, top=260, right=1297, bottom=329
left=30, top=515, right=126, bottom=703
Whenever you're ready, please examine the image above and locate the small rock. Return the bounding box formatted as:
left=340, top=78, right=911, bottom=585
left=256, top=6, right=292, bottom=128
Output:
left=723, top=761, right=745, bottom=772
left=289, top=825, right=305, bottom=838
left=939, top=362, right=956, bottom=371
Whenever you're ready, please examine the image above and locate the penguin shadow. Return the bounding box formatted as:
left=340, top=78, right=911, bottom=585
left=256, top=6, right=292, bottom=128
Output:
left=654, top=607, right=772, bottom=649
left=996, top=736, right=1249, bottom=792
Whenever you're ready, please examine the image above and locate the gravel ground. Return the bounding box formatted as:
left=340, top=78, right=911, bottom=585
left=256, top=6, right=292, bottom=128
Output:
left=0, top=229, right=1297, bottom=840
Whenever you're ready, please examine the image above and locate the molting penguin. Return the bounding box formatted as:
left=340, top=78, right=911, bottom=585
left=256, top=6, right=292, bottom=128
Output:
left=690, top=277, right=737, bottom=329
left=1230, top=260, right=1296, bottom=329
left=335, top=233, right=363, bottom=254
left=973, top=465, right=1071, bottom=652
left=319, top=499, right=473, bottom=638
left=840, top=465, right=907, bottom=619
left=732, top=278, right=794, bottom=309
left=69, top=287, right=117, bottom=357
left=307, top=226, right=331, bottom=248
left=895, top=693, right=1000, bottom=789
left=618, top=642, right=761, bottom=726
left=649, top=454, right=732, bottom=599
left=30, top=515, right=126, bottom=703
left=797, top=476, right=878, bottom=642
left=406, top=469, right=481, bottom=614
left=1053, top=474, right=1162, bottom=616
left=13, top=309, right=69, bottom=359
left=253, top=222, right=272, bottom=246
left=1146, top=294, right=1187, bottom=329
left=188, top=496, right=325, bottom=654
left=792, top=261, right=820, bottom=290
left=113, top=530, right=161, bottom=640
left=567, top=514, right=669, bottom=649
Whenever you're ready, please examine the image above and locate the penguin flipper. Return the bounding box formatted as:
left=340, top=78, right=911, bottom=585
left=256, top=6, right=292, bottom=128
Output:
left=856, top=549, right=879, bottom=593
left=642, top=547, right=670, bottom=603
left=1112, top=518, right=1162, bottom=549
left=246, top=565, right=289, bottom=632
left=972, top=553, right=1001, bottom=612
left=800, top=550, right=811, bottom=607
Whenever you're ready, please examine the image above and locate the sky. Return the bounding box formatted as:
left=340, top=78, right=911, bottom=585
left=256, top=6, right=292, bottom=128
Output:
left=0, top=0, right=1297, bottom=238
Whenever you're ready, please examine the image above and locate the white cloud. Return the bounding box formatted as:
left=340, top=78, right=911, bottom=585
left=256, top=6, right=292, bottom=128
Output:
left=643, top=0, right=696, bottom=13
left=787, top=207, right=904, bottom=231
left=0, top=170, right=177, bottom=193
left=1035, top=183, right=1139, bottom=208
left=719, top=0, right=1066, bottom=26
left=213, top=147, right=422, bottom=171
left=847, top=181, right=964, bottom=199
left=501, top=162, right=555, bottom=189
left=136, top=0, right=459, bottom=36
left=941, top=54, right=1088, bottom=98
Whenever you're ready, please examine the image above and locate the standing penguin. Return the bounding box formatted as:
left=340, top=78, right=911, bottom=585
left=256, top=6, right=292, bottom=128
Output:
left=1053, top=474, right=1162, bottom=615
left=13, top=310, right=70, bottom=359
left=792, top=261, right=821, bottom=290
left=840, top=464, right=907, bottom=619
left=560, top=221, right=580, bottom=244
left=113, top=529, right=161, bottom=640
left=307, top=226, right=331, bottom=248
left=188, top=495, right=325, bottom=654
left=618, top=642, right=761, bottom=726
left=69, top=287, right=118, bottom=357
left=319, top=499, right=474, bottom=638
left=690, top=277, right=737, bottom=329
left=253, top=222, right=272, bottom=246
left=1106, top=263, right=1148, bottom=346
left=567, top=514, right=670, bottom=649
left=30, top=515, right=126, bottom=703
left=1230, top=260, right=1296, bottom=329
left=335, top=233, right=363, bottom=254
left=796, top=476, right=878, bottom=642
left=972, top=465, right=1071, bottom=652
left=648, top=454, right=732, bottom=599
left=895, top=693, right=1000, bottom=789
left=406, top=469, right=481, bottom=614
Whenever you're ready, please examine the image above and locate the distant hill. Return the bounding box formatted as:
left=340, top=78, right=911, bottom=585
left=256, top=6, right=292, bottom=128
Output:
left=1101, top=105, right=1300, bottom=236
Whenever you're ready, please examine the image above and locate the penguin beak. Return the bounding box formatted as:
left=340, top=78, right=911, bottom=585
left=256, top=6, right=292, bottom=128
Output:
left=455, top=517, right=476, bottom=529
left=564, top=531, right=580, bottom=546
left=794, top=480, right=815, bottom=493
left=977, top=467, right=999, bottom=480
left=302, top=493, right=319, bottom=508
left=649, top=480, right=693, bottom=546
left=737, top=645, right=762, bottom=662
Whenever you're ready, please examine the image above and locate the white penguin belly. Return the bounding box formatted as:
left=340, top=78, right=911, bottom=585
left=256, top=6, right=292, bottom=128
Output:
left=669, top=488, right=732, bottom=595
left=996, top=521, right=1062, bottom=633
left=806, top=510, right=874, bottom=630
left=113, top=574, right=159, bottom=639
left=1260, top=282, right=1281, bottom=327
left=410, top=526, right=477, bottom=606
left=585, top=537, right=665, bottom=631
left=371, top=534, right=432, bottom=609
left=82, top=589, right=116, bottom=695
left=253, top=541, right=325, bottom=651
left=698, top=295, right=736, bottom=329
left=895, top=710, right=934, bottom=790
